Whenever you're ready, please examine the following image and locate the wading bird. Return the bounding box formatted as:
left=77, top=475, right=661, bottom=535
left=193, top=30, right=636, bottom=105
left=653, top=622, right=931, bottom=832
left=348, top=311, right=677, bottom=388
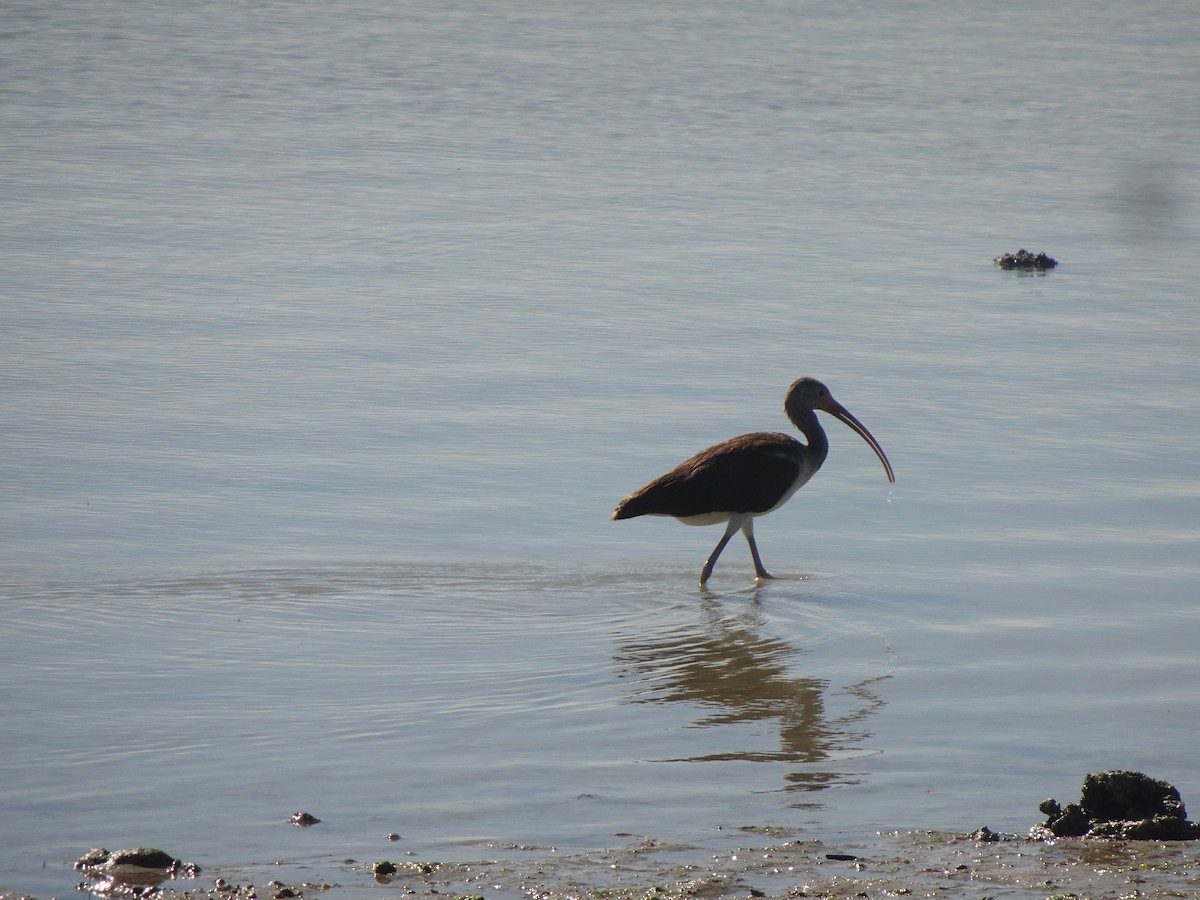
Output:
left=612, top=377, right=894, bottom=587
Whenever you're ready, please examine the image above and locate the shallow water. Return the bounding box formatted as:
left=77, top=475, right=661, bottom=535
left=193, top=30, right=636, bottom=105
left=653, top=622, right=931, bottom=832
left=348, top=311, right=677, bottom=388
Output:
left=3, top=0, right=1200, bottom=897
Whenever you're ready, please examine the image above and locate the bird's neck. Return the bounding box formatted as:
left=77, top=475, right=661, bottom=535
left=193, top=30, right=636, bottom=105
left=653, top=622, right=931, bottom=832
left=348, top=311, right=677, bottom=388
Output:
left=789, top=408, right=830, bottom=467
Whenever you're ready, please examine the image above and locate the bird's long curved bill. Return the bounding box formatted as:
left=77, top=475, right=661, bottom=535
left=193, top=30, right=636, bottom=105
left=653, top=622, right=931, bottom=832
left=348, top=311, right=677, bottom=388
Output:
left=827, top=401, right=895, bottom=483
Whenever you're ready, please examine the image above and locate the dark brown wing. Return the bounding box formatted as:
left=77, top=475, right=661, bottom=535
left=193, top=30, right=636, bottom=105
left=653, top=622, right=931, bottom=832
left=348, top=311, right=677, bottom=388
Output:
left=613, top=432, right=803, bottom=519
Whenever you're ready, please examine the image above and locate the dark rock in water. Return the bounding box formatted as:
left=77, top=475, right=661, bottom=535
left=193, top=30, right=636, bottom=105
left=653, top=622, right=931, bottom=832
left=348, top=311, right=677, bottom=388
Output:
left=75, top=847, right=185, bottom=872
left=994, top=248, right=1058, bottom=269
left=1036, top=770, right=1200, bottom=840
left=1039, top=800, right=1093, bottom=837
left=74, top=847, right=113, bottom=870
left=970, top=825, right=1002, bottom=842
left=291, top=810, right=321, bottom=826
left=1083, top=769, right=1188, bottom=822
left=74, top=846, right=200, bottom=890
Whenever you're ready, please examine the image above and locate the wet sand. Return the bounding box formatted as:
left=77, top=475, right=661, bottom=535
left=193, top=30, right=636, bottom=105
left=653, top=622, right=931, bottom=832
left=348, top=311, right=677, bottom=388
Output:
left=65, top=829, right=1200, bottom=900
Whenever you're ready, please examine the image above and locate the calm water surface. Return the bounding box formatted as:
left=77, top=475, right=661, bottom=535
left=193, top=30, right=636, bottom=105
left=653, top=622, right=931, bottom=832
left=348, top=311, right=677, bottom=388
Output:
left=3, top=1, right=1199, bottom=896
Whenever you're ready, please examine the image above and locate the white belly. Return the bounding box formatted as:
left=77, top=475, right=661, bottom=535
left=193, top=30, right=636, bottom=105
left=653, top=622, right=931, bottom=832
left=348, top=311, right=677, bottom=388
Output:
left=674, top=511, right=737, bottom=527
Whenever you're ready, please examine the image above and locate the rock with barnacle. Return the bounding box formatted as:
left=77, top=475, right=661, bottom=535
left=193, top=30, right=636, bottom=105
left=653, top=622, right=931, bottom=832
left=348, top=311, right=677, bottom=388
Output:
left=994, top=248, right=1057, bottom=269
left=74, top=847, right=201, bottom=887
left=1034, top=770, right=1200, bottom=839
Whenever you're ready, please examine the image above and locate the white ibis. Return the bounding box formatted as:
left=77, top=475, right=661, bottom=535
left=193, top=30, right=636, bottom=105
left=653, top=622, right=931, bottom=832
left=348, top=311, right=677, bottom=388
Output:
left=612, top=377, right=895, bottom=587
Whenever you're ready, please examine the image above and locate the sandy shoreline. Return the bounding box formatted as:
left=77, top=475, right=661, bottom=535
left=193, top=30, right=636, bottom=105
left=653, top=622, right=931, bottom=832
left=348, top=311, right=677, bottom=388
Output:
left=48, top=829, right=1200, bottom=900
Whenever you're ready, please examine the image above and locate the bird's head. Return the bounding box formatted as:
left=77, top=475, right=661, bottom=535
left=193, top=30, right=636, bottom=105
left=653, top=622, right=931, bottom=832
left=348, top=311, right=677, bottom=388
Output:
left=786, top=377, right=895, bottom=484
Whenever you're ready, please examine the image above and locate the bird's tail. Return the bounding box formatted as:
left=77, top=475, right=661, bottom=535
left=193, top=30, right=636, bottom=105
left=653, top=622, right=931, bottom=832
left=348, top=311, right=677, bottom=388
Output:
left=611, top=496, right=643, bottom=520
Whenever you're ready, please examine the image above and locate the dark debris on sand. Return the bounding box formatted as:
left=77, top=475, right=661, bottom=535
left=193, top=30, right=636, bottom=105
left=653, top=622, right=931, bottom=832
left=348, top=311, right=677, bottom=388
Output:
left=71, top=829, right=1200, bottom=900
left=58, top=775, right=1200, bottom=900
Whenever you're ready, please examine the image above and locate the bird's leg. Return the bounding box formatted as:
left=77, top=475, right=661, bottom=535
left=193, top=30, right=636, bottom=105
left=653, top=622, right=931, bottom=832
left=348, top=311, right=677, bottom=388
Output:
left=741, top=518, right=772, bottom=580
left=699, top=515, right=746, bottom=587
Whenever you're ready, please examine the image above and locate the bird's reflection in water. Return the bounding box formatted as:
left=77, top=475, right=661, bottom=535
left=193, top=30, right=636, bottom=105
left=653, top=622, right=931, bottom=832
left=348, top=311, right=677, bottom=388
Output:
left=613, top=591, right=886, bottom=801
